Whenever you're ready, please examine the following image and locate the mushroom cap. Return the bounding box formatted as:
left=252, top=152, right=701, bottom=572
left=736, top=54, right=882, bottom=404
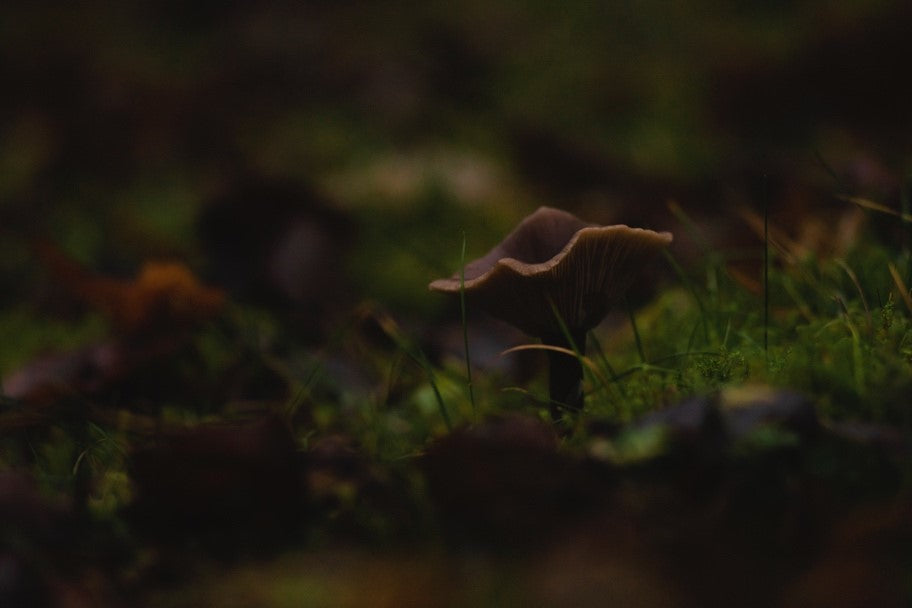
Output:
left=429, top=207, right=672, bottom=338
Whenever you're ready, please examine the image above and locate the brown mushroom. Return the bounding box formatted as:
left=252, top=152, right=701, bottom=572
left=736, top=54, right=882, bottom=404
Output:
left=430, top=206, right=672, bottom=420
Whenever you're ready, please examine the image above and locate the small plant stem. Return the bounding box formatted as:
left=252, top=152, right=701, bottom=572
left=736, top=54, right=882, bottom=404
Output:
left=763, top=172, right=770, bottom=367
left=625, top=297, right=646, bottom=364
left=589, top=332, right=627, bottom=399
left=543, top=329, right=587, bottom=423
left=375, top=310, right=451, bottom=431
left=814, top=150, right=847, bottom=192
left=460, top=231, right=476, bottom=421
left=663, top=250, right=709, bottom=343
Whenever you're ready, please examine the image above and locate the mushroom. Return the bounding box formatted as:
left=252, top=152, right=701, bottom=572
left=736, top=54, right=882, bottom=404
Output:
left=430, top=206, right=672, bottom=420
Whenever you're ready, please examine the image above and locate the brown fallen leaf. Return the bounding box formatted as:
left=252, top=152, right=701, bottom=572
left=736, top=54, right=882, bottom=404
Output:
left=35, top=240, right=224, bottom=336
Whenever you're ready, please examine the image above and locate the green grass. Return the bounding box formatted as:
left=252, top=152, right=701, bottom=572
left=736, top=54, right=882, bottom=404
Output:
left=574, top=229, right=912, bottom=428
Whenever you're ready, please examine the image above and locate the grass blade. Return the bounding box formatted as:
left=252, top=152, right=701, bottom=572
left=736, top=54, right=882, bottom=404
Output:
left=625, top=297, right=647, bottom=364
left=375, top=311, right=452, bottom=431
left=460, top=231, right=476, bottom=421
left=835, top=258, right=872, bottom=329
left=838, top=195, right=912, bottom=222
left=501, top=343, right=612, bottom=390
left=888, top=262, right=912, bottom=314
left=763, top=178, right=770, bottom=363
left=663, top=250, right=710, bottom=343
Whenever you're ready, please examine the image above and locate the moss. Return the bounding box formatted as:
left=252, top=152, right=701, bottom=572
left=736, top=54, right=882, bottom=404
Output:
left=576, top=240, right=912, bottom=427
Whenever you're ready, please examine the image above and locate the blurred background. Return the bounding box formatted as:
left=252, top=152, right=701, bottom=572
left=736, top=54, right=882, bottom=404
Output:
left=3, top=2, right=912, bottom=606
left=2, top=0, right=910, bottom=328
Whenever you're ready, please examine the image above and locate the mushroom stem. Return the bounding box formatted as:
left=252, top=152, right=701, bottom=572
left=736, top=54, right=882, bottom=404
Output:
left=543, top=329, right=587, bottom=422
